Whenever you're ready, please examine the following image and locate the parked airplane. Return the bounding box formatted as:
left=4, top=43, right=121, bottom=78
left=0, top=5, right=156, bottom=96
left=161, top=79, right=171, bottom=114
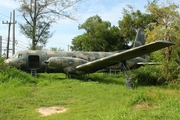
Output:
left=4, top=29, right=174, bottom=78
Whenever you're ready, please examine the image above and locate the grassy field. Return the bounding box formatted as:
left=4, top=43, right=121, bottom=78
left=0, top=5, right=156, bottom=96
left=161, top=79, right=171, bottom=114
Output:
left=0, top=73, right=180, bottom=120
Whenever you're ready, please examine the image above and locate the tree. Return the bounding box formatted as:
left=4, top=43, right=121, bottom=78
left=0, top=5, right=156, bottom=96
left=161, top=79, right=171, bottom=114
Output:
left=71, top=15, right=126, bottom=51
left=19, top=20, right=53, bottom=48
left=118, top=5, right=155, bottom=44
left=145, top=0, right=180, bottom=81
left=16, top=0, right=81, bottom=50
left=50, top=47, right=64, bottom=51
left=71, top=35, right=87, bottom=51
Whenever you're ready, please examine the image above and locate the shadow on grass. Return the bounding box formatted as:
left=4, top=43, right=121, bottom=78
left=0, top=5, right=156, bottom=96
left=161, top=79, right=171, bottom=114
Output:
left=90, top=73, right=125, bottom=86
left=37, top=73, right=126, bottom=86
left=93, top=78, right=125, bottom=86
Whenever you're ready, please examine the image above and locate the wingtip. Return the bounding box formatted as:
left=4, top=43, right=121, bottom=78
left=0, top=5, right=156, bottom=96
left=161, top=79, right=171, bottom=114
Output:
left=157, top=40, right=175, bottom=45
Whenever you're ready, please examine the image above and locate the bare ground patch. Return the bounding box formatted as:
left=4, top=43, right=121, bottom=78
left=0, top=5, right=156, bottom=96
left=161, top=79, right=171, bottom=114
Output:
left=36, top=106, right=68, bottom=116
left=133, top=103, right=156, bottom=111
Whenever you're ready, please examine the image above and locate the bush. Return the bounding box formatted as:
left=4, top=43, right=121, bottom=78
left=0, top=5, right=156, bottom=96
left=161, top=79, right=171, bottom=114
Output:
left=0, top=58, right=36, bottom=85
left=134, top=66, right=165, bottom=86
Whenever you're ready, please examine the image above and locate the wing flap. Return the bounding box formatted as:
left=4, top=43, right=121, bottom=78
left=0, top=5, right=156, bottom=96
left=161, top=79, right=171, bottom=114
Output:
left=76, top=41, right=174, bottom=73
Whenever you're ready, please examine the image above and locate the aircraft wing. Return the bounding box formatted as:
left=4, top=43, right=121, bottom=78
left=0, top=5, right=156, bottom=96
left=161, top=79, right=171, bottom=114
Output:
left=137, top=62, right=161, bottom=65
left=76, top=40, right=174, bottom=73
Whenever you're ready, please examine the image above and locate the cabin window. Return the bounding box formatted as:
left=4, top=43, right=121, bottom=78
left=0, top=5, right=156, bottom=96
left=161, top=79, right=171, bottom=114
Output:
left=18, top=54, right=23, bottom=58
left=28, top=55, right=40, bottom=69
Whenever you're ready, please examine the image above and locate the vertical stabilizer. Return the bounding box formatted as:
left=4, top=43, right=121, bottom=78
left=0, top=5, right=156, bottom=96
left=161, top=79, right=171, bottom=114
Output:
left=133, top=28, right=145, bottom=47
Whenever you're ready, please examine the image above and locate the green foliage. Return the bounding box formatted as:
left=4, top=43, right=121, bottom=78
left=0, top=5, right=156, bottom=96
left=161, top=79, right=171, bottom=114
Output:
left=118, top=6, right=155, bottom=42
left=90, top=73, right=125, bottom=85
left=19, top=21, right=53, bottom=48
left=129, top=92, right=151, bottom=105
left=71, top=6, right=156, bottom=52
left=168, top=83, right=180, bottom=90
left=145, top=0, right=180, bottom=64
left=156, top=98, right=180, bottom=119
left=71, top=15, right=126, bottom=51
left=145, top=1, right=180, bottom=83
left=134, top=66, right=165, bottom=86
left=50, top=47, right=64, bottom=51
left=150, top=50, right=180, bottom=83
left=1, top=73, right=180, bottom=119
left=0, top=58, right=35, bottom=85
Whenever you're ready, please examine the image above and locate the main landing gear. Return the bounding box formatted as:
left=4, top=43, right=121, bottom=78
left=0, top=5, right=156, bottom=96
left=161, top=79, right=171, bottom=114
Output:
left=122, top=61, right=134, bottom=88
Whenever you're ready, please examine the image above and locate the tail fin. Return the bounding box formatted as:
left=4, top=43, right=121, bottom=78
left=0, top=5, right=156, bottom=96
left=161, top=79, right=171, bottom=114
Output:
left=133, top=28, right=145, bottom=47
left=133, top=28, right=148, bottom=59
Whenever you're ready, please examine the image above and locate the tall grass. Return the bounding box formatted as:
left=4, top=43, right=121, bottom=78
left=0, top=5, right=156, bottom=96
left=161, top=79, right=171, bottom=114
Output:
left=0, top=58, right=180, bottom=119
left=134, top=65, right=166, bottom=86
left=0, top=58, right=36, bottom=85
left=0, top=72, right=180, bottom=120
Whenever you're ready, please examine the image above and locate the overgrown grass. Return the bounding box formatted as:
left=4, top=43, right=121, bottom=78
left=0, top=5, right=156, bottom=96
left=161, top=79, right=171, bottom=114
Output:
left=0, top=72, right=180, bottom=120
left=0, top=58, right=36, bottom=85
left=134, top=65, right=166, bottom=86
left=0, top=58, right=180, bottom=119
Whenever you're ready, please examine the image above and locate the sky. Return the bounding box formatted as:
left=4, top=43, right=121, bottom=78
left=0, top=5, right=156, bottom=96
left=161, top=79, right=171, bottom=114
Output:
left=0, top=0, right=179, bottom=56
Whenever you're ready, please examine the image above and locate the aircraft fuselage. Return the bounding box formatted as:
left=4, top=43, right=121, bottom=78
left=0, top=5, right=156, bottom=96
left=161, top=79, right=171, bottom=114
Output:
left=4, top=50, right=145, bottom=75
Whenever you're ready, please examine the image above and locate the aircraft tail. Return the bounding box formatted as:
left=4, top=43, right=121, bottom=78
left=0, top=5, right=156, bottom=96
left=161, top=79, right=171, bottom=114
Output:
left=133, top=28, right=149, bottom=59
left=133, top=28, right=146, bottom=47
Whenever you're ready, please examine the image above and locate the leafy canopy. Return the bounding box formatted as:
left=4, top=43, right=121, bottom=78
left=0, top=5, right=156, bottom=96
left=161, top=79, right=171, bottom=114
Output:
left=145, top=0, right=180, bottom=82
left=71, top=15, right=126, bottom=51
left=118, top=5, right=156, bottom=42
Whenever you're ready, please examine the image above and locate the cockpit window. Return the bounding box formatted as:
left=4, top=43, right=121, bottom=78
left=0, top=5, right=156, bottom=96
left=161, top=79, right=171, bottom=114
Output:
left=10, top=53, right=23, bottom=59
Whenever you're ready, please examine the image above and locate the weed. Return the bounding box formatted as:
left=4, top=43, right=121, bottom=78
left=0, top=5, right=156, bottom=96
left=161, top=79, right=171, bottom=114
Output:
left=0, top=58, right=180, bottom=119
left=129, top=92, right=151, bottom=105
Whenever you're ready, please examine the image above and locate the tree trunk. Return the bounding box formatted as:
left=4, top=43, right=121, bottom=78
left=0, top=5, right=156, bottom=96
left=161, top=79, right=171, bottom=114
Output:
left=32, top=0, right=37, bottom=50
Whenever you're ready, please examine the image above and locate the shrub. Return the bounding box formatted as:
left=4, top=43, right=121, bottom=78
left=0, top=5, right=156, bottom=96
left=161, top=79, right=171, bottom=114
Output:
left=0, top=58, right=36, bottom=85
left=134, top=66, right=165, bottom=86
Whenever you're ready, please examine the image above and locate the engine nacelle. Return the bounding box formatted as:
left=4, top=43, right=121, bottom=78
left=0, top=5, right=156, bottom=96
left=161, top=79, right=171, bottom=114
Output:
left=47, top=57, right=88, bottom=74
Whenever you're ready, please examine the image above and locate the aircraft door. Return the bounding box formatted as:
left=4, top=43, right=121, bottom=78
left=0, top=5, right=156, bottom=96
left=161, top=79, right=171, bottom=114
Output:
left=28, top=55, right=40, bottom=69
